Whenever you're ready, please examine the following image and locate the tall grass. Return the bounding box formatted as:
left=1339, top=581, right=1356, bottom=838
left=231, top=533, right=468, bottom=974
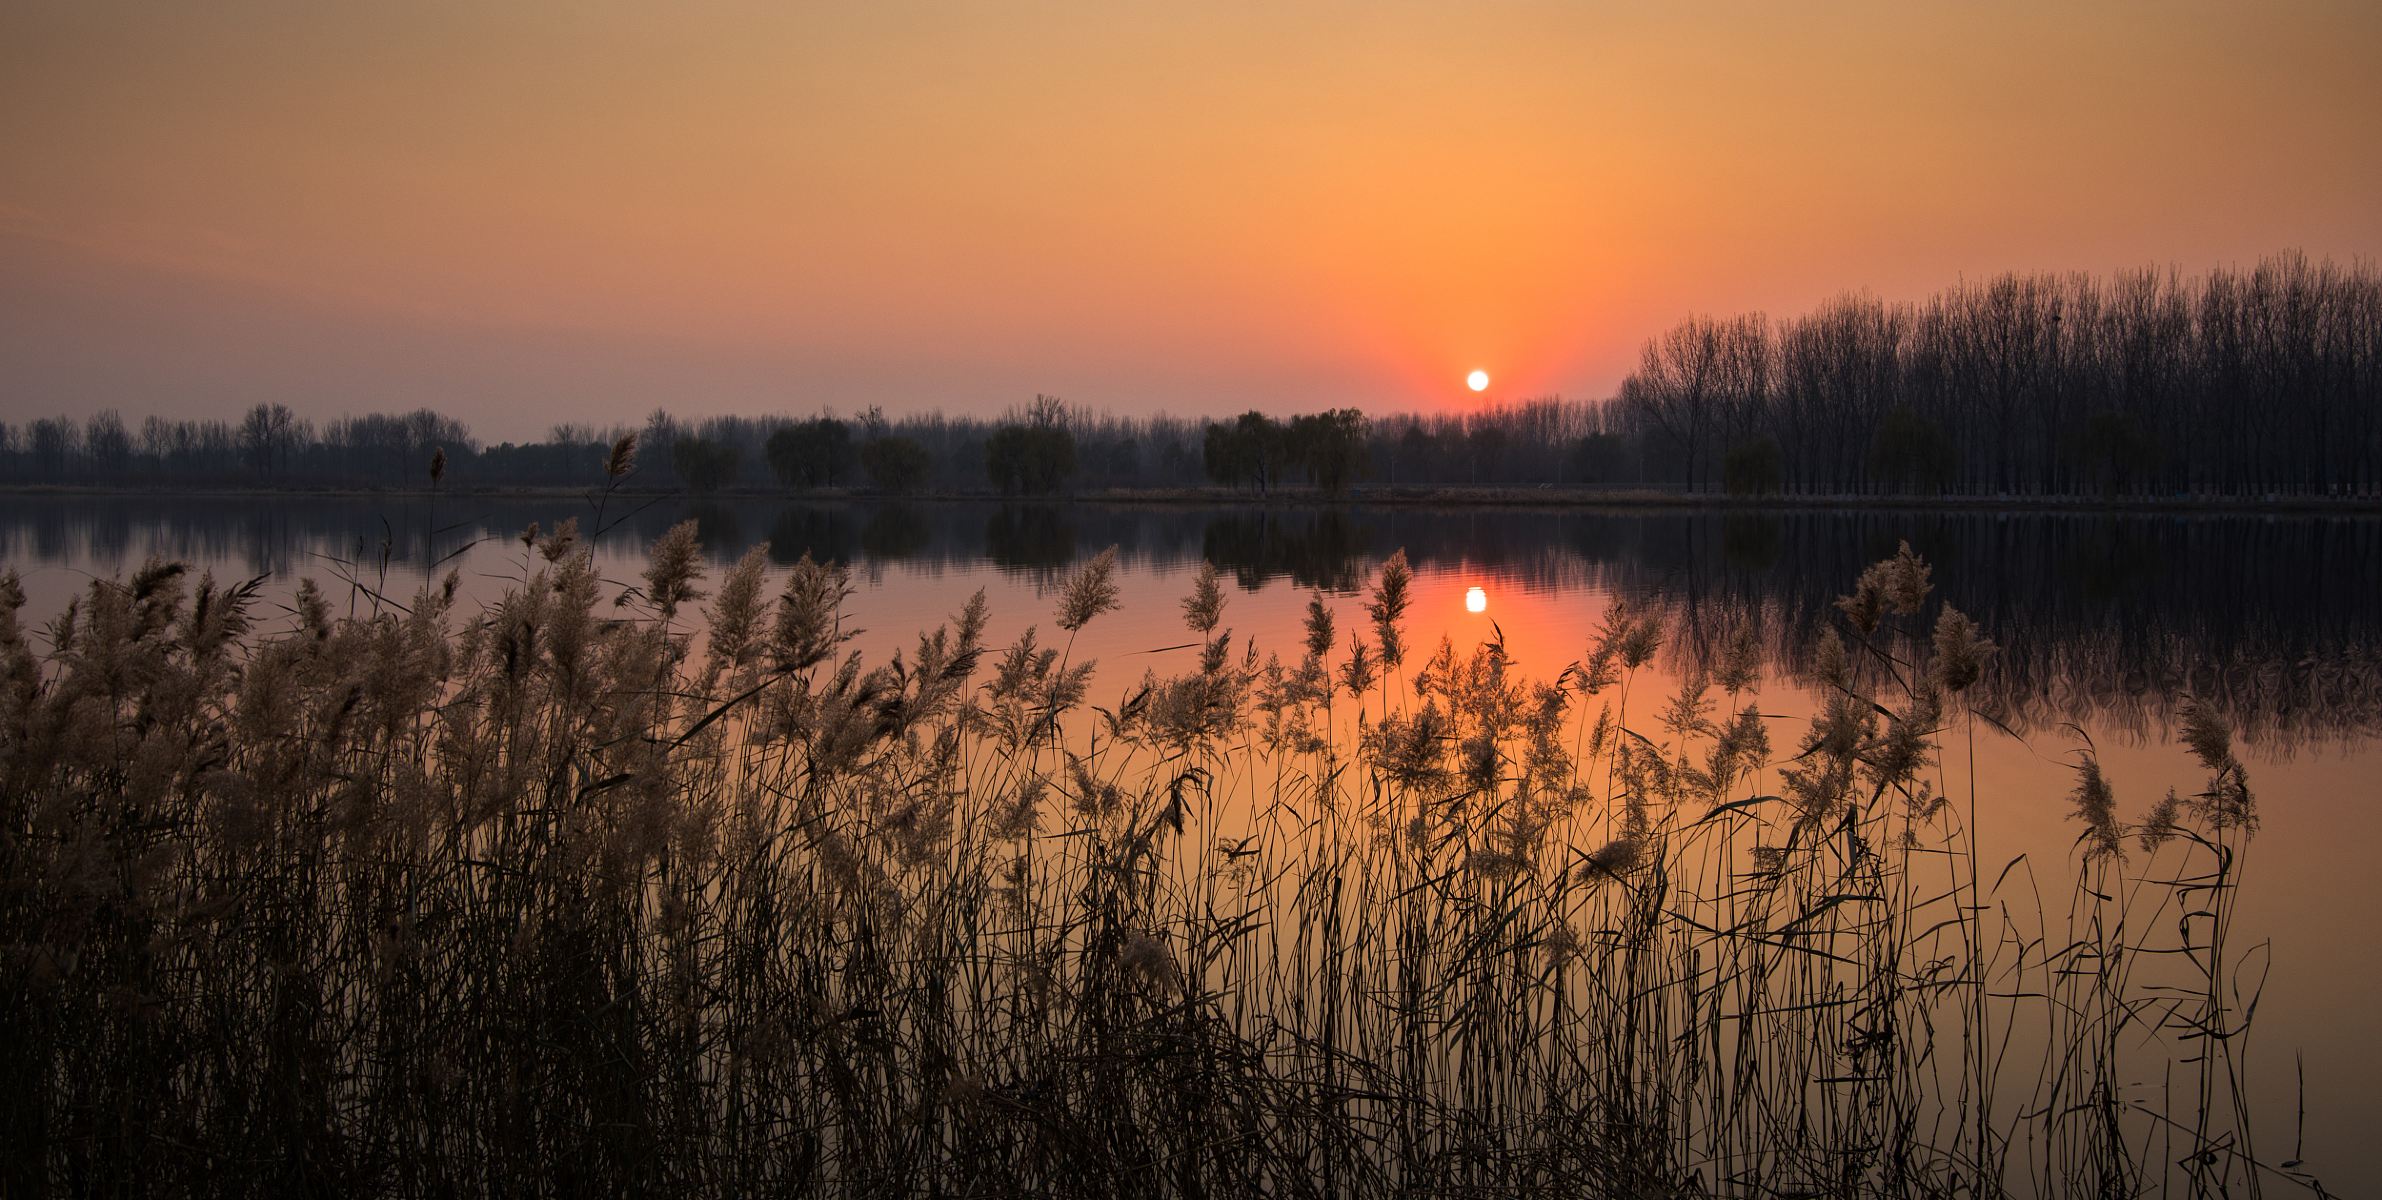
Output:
left=0, top=519, right=2321, bottom=1196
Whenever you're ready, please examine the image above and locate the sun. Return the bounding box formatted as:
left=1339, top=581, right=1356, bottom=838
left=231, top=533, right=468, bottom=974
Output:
left=1465, top=585, right=1487, bottom=613
left=1466, top=369, right=1490, bottom=393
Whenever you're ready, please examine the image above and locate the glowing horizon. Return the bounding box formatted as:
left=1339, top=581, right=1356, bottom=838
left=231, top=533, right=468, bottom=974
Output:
left=2, top=2, right=2378, bottom=440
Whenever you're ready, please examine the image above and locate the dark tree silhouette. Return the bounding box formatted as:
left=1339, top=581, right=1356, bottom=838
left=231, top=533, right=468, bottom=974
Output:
left=766, top=418, right=855, bottom=489
left=670, top=437, right=741, bottom=494
left=985, top=398, right=1077, bottom=496
left=1723, top=437, right=1784, bottom=496
left=859, top=435, right=932, bottom=494
left=1204, top=412, right=1287, bottom=493
left=9, top=254, right=2372, bottom=499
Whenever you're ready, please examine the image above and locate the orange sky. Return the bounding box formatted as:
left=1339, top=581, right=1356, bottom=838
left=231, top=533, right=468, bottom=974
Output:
left=3, top=1, right=2378, bottom=439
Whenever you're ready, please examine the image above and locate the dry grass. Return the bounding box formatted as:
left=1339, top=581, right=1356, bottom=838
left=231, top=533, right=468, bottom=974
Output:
left=0, top=521, right=2317, bottom=1197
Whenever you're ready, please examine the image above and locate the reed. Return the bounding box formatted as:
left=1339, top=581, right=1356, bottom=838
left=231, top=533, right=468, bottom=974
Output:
left=0, top=519, right=2319, bottom=1197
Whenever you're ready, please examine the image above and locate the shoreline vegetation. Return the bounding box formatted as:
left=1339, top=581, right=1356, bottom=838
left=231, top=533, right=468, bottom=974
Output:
left=0, top=450, right=2323, bottom=1195
left=5, top=255, right=2376, bottom=505
left=8, top=480, right=2382, bottom=515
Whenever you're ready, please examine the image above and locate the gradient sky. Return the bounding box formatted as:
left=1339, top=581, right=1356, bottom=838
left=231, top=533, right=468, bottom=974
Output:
left=3, top=1, right=2378, bottom=441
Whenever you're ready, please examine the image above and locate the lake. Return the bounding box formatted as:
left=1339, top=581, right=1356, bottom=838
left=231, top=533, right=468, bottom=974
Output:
left=6, top=492, right=2378, bottom=1192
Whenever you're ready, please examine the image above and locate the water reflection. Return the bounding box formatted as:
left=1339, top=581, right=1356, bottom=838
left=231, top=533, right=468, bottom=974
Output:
left=1720, top=513, right=1783, bottom=572
left=859, top=504, right=930, bottom=563
left=1200, top=509, right=1368, bottom=591
left=764, top=506, right=858, bottom=566
left=682, top=501, right=744, bottom=551
left=4, top=495, right=2377, bottom=750
left=983, top=505, right=1076, bottom=578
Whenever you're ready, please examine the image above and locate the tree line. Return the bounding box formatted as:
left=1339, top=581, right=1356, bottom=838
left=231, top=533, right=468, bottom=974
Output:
left=0, top=393, right=1634, bottom=496
left=5, top=253, right=2373, bottom=498
left=1620, top=251, right=2382, bottom=497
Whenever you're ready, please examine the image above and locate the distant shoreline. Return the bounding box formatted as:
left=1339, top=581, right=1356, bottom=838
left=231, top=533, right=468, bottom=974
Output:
left=6, top=482, right=2380, bottom=515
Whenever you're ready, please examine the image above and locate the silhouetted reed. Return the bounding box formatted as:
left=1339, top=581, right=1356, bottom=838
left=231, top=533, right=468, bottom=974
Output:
left=0, top=523, right=2321, bottom=1196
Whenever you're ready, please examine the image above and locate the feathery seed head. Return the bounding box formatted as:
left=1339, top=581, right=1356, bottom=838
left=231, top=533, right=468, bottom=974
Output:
left=1181, top=561, right=1226, bottom=635
left=2140, top=788, right=2184, bottom=851
left=2069, top=755, right=2124, bottom=860
left=773, top=554, right=855, bottom=673
left=1716, top=622, right=1762, bottom=694
left=1368, top=550, right=1413, bottom=668
left=1339, top=633, right=1378, bottom=699
left=1812, top=628, right=1851, bottom=691
left=605, top=433, right=639, bottom=478
left=2178, top=697, right=2233, bottom=774
left=706, top=541, right=774, bottom=672
left=642, top=519, right=708, bottom=620
left=1057, top=546, right=1121, bottom=633
left=1119, top=931, right=1181, bottom=993
left=1929, top=603, right=1994, bottom=694
left=1303, top=594, right=1336, bottom=662
left=539, top=518, right=581, bottom=563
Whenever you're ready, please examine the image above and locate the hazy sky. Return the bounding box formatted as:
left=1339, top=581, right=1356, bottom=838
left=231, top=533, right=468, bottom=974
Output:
left=3, top=1, right=2378, bottom=440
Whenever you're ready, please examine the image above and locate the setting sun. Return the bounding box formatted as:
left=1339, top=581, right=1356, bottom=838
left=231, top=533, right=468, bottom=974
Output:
left=1464, top=585, right=1488, bottom=613
left=1466, top=370, right=1490, bottom=393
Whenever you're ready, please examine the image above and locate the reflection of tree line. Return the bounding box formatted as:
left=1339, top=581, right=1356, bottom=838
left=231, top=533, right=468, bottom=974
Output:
left=1, top=499, right=320, bottom=581
left=1170, top=507, right=2382, bottom=750
left=1660, top=589, right=2382, bottom=755
left=6, top=497, right=2377, bottom=747
left=1634, top=516, right=2382, bottom=752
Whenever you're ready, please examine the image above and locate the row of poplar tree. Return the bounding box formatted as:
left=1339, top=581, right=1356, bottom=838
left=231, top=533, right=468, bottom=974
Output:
left=7, top=253, right=2374, bottom=498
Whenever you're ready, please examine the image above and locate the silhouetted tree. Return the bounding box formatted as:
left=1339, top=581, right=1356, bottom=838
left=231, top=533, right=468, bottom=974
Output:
left=83, top=411, right=131, bottom=475
left=1722, top=437, right=1784, bottom=496
left=1870, top=407, right=1958, bottom=494
left=1394, top=423, right=1438, bottom=485
left=1625, top=314, right=1766, bottom=491
left=14, top=254, right=2375, bottom=498
left=671, top=436, right=741, bottom=493
left=1465, top=424, right=1508, bottom=485
left=238, top=403, right=304, bottom=479
left=1287, top=409, right=1369, bottom=495
left=859, top=435, right=932, bottom=494
left=29, top=417, right=77, bottom=477
left=1570, top=433, right=1628, bottom=484
left=2070, top=411, right=2158, bottom=499
left=985, top=404, right=1076, bottom=496
left=1204, top=412, right=1286, bottom=493
left=767, top=418, right=855, bottom=488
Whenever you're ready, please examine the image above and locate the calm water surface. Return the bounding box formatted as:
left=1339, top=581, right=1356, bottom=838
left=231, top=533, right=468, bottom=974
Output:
left=6, top=494, right=2379, bottom=1187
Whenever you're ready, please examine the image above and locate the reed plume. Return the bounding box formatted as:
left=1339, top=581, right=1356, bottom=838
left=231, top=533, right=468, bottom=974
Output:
left=0, top=526, right=2310, bottom=1199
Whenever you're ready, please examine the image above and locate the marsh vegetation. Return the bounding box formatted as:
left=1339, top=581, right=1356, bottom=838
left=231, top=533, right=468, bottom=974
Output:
left=0, top=482, right=2331, bottom=1199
